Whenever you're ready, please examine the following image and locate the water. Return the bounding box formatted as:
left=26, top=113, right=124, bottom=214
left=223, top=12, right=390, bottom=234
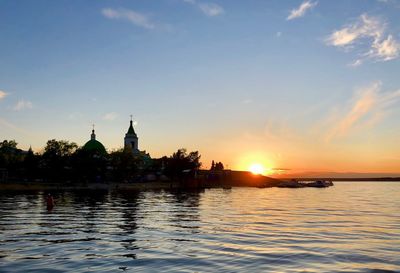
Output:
left=0, top=182, right=399, bottom=272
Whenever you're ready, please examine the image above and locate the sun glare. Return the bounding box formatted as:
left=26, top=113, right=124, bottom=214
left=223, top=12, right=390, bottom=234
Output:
left=249, top=163, right=265, bottom=175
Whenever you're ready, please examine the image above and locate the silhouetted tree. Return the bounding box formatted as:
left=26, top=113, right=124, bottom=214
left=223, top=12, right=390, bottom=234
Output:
left=41, top=139, right=78, bottom=182
left=210, top=160, right=224, bottom=171
left=108, top=149, right=139, bottom=182
left=23, top=147, right=40, bottom=181
left=0, top=140, right=18, bottom=150
left=210, top=160, right=215, bottom=170
left=165, top=148, right=201, bottom=179
left=71, top=148, right=108, bottom=183
left=216, top=162, right=224, bottom=171
left=0, top=140, right=25, bottom=180
left=0, top=140, right=20, bottom=166
left=43, top=139, right=78, bottom=157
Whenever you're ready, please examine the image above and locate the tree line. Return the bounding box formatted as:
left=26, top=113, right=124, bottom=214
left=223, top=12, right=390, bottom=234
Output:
left=0, top=139, right=201, bottom=183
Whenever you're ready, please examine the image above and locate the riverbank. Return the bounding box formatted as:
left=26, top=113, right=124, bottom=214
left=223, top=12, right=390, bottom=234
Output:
left=0, top=171, right=283, bottom=191
left=0, top=181, right=179, bottom=191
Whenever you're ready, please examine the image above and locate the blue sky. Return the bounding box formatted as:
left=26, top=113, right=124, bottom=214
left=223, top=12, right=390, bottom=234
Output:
left=1, top=0, right=400, bottom=173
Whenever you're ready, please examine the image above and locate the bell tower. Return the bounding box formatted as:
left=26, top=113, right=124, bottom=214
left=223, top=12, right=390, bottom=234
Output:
left=124, top=116, right=139, bottom=154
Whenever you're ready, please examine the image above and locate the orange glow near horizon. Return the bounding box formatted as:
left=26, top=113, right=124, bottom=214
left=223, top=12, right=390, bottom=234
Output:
left=236, top=152, right=275, bottom=176
left=249, top=163, right=265, bottom=175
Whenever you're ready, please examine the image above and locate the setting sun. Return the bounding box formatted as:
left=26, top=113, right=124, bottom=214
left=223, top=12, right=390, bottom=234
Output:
left=249, top=164, right=265, bottom=175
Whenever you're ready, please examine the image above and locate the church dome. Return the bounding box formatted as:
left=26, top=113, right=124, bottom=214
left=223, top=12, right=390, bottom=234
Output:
left=83, top=139, right=106, bottom=154
left=83, top=129, right=107, bottom=154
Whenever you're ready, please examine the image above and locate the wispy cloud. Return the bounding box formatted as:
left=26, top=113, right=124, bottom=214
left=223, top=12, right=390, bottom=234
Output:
left=0, top=90, right=8, bottom=100
left=198, top=3, right=224, bottom=16
left=263, top=118, right=300, bottom=142
left=369, top=34, right=400, bottom=61
left=13, top=99, right=33, bottom=111
left=102, top=8, right=155, bottom=29
left=326, top=14, right=384, bottom=47
left=287, top=1, right=318, bottom=20
left=325, top=82, right=400, bottom=141
left=348, top=59, right=363, bottom=67
left=0, top=117, right=34, bottom=137
left=326, top=14, right=400, bottom=63
left=183, top=0, right=224, bottom=17
left=103, top=112, right=118, bottom=121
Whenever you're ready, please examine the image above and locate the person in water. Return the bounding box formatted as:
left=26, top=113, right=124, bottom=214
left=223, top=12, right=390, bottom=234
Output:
left=46, top=194, right=55, bottom=210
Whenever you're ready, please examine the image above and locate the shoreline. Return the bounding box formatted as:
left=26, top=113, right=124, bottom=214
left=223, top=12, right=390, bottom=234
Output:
left=1, top=175, right=398, bottom=192
left=0, top=182, right=275, bottom=191
left=0, top=171, right=283, bottom=191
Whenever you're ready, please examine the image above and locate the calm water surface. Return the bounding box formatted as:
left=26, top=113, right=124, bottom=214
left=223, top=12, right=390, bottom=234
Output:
left=0, top=182, right=399, bottom=272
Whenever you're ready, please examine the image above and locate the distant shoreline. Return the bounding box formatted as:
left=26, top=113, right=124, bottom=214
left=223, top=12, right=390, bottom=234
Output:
left=283, top=177, right=400, bottom=181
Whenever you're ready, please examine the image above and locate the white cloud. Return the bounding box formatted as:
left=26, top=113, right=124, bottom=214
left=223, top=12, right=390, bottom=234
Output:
left=287, top=1, right=318, bottom=20
left=183, top=0, right=224, bottom=17
left=348, top=59, right=363, bottom=67
left=369, top=34, right=400, bottom=61
left=326, top=14, right=400, bottom=63
left=13, top=99, right=33, bottom=111
left=326, top=14, right=384, bottom=47
left=198, top=3, right=224, bottom=16
left=103, top=112, right=118, bottom=121
left=0, top=90, right=8, bottom=100
left=325, top=82, right=400, bottom=141
left=102, top=8, right=155, bottom=29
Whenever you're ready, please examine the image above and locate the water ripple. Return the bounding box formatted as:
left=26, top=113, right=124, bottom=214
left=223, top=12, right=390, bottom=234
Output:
left=0, top=183, right=399, bottom=272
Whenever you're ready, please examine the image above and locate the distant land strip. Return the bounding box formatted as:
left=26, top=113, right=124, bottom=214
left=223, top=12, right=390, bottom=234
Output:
left=288, top=177, right=400, bottom=181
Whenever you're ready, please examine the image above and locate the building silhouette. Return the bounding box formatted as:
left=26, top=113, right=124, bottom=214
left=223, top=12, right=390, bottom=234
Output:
left=124, top=117, right=139, bottom=154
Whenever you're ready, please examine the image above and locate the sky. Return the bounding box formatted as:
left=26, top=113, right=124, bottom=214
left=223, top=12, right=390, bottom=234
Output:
left=1, top=0, right=400, bottom=175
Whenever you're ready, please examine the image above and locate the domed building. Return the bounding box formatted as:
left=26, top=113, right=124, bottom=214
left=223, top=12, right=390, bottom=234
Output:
left=83, top=128, right=107, bottom=154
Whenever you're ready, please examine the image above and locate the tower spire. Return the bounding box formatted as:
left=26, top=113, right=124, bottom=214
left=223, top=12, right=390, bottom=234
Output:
left=125, top=116, right=138, bottom=152
left=91, top=124, right=96, bottom=140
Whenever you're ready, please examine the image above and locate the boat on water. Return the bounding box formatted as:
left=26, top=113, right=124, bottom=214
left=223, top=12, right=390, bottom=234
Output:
left=305, top=180, right=334, bottom=188
left=277, top=179, right=334, bottom=188
left=277, top=179, right=304, bottom=188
